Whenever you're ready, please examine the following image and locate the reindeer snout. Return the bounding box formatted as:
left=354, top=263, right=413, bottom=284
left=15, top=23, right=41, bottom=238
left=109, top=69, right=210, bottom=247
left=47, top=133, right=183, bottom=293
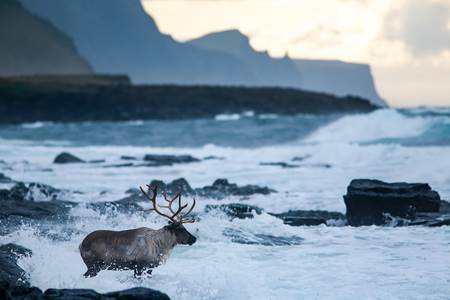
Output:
left=188, top=236, right=197, bottom=245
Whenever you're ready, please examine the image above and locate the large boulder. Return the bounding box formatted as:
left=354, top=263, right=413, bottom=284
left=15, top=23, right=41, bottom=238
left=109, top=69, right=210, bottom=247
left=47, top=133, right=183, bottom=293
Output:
left=53, top=152, right=85, bottom=164
left=270, top=210, right=345, bottom=226
left=344, top=179, right=441, bottom=226
left=0, top=244, right=32, bottom=288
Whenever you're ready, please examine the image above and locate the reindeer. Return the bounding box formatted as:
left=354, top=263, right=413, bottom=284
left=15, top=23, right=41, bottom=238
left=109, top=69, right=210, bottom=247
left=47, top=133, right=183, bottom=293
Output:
left=79, top=185, right=197, bottom=277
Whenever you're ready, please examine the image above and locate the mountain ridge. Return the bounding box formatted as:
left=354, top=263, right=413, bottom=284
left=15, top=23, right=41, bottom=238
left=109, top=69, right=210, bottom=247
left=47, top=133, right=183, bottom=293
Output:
left=188, top=29, right=386, bottom=106
left=0, top=0, right=92, bottom=76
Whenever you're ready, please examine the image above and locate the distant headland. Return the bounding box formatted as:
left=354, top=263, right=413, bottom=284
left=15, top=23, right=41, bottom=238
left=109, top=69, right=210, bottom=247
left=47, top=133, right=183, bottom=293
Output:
left=0, top=75, right=378, bottom=124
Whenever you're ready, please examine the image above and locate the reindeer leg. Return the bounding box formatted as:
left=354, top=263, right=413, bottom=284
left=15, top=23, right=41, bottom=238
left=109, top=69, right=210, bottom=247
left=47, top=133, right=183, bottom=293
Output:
left=83, top=266, right=100, bottom=278
left=133, top=265, right=144, bottom=278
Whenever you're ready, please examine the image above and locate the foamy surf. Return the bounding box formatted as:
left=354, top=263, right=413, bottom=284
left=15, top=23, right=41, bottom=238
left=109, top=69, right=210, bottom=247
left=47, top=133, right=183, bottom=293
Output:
left=1, top=108, right=450, bottom=299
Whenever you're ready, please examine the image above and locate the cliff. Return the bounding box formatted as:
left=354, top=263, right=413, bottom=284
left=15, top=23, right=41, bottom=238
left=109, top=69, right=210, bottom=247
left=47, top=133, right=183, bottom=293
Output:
left=18, top=0, right=256, bottom=85
left=189, top=30, right=386, bottom=106
left=0, top=0, right=92, bottom=76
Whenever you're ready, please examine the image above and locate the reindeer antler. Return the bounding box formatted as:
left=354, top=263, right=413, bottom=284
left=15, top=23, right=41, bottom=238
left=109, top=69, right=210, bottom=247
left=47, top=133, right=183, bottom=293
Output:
left=140, top=185, right=196, bottom=223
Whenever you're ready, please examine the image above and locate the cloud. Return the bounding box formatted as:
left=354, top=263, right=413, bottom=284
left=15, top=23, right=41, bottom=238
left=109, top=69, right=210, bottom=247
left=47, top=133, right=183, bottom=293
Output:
left=383, top=0, right=450, bottom=57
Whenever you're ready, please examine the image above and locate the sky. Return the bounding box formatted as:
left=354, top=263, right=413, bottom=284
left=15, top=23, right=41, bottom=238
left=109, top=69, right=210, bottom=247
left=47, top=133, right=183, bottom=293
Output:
left=142, top=0, right=450, bottom=107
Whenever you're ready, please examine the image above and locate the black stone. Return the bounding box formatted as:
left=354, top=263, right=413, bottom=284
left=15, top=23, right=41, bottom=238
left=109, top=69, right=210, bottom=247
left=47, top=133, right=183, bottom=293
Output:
left=143, top=154, right=200, bottom=166
left=344, top=179, right=441, bottom=226
left=259, top=162, right=299, bottom=168
left=53, top=152, right=85, bottom=164
left=0, top=173, right=13, bottom=183
left=270, top=210, right=345, bottom=226
left=121, top=155, right=138, bottom=160
left=291, top=155, right=312, bottom=162
left=154, top=178, right=195, bottom=196
left=198, top=178, right=275, bottom=199
left=205, top=203, right=263, bottom=219
left=0, top=284, right=171, bottom=300
left=0, top=244, right=32, bottom=288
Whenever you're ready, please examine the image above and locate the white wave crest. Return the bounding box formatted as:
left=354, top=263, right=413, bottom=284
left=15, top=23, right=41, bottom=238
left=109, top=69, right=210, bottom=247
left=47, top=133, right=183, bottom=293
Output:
left=21, top=122, right=53, bottom=129
left=306, top=109, right=429, bottom=143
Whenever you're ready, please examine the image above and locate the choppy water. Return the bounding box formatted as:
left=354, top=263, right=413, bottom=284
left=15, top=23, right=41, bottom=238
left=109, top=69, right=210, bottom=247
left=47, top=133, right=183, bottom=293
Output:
left=1, top=108, right=450, bottom=299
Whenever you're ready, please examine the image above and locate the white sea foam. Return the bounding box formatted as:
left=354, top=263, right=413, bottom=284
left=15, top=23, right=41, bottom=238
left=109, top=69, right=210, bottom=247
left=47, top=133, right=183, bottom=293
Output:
left=215, top=113, right=241, bottom=121
left=1, top=109, right=450, bottom=299
left=305, top=109, right=429, bottom=143
left=21, top=121, right=53, bottom=129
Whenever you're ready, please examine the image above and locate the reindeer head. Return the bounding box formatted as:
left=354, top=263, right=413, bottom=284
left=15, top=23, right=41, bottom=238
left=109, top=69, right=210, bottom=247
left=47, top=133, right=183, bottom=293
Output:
left=140, top=185, right=197, bottom=245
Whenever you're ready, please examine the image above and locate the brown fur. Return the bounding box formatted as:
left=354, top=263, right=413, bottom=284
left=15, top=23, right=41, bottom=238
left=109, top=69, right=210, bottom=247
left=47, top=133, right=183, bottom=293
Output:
left=79, top=224, right=196, bottom=277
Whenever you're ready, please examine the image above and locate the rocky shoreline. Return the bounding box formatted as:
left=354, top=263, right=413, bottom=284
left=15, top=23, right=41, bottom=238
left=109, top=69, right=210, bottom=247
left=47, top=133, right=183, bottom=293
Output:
left=2, top=160, right=450, bottom=297
left=0, top=76, right=378, bottom=124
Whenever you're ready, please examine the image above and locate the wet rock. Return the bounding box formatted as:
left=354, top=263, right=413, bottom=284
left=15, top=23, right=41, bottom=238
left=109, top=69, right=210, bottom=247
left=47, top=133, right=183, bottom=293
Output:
left=198, top=179, right=276, bottom=199
left=259, top=162, right=299, bottom=168
left=203, top=156, right=225, bottom=160
left=291, top=155, right=312, bottom=162
left=53, top=152, right=85, bottom=164
left=270, top=210, right=345, bottom=226
left=88, top=159, right=105, bottom=164
left=0, top=244, right=32, bottom=287
left=0, top=173, right=13, bottom=183
left=0, top=285, right=171, bottom=300
left=205, top=203, right=263, bottom=219
left=87, top=194, right=144, bottom=215
left=148, top=178, right=274, bottom=199
left=344, top=179, right=441, bottom=226
left=0, top=182, right=76, bottom=228
left=223, top=228, right=303, bottom=246
left=143, top=154, right=200, bottom=166
left=103, top=162, right=135, bottom=168
left=3, top=182, right=61, bottom=202
left=439, top=200, right=450, bottom=213
left=105, top=287, right=170, bottom=300
left=121, top=155, right=138, bottom=160
left=150, top=178, right=195, bottom=195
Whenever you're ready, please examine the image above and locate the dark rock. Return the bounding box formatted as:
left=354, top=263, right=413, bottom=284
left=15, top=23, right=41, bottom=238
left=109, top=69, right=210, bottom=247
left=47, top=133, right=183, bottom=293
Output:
left=259, top=162, right=299, bottom=168
left=103, top=163, right=135, bottom=168
left=87, top=193, right=144, bottom=215
left=143, top=154, right=200, bottom=166
left=198, top=178, right=275, bottom=199
left=0, top=285, right=170, bottom=300
left=0, top=182, right=76, bottom=231
left=90, top=178, right=275, bottom=215
left=53, top=152, right=85, bottom=164
left=291, top=155, right=312, bottom=162
left=439, top=200, right=450, bottom=213
left=270, top=210, right=345, bottom=226
left=0, top=173, right=13, bottom=183
left=0, top=244, right=32, bottom=287
left=88, top=159, right=105, bottom=164
left=223, top=228, right=303, bottom=246
left=205, top=203, right=263, bottom=219
left=344, top=179, right=441, bottom=226
left=105, top=287, right=170, bottom=300
left=2, top=182, right=61, bottom=202
left=307, top=163, right=332, bottom=169
left=121, top=155, right=138, bottom=160
left=149, top=178, right=196, bottom=196
left=203, top=156, right=225, bottom=160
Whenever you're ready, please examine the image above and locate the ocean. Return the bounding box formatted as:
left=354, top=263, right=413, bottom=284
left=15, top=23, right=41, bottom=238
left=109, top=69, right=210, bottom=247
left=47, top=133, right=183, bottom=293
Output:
left=1, top=108, right=450, bottom=299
